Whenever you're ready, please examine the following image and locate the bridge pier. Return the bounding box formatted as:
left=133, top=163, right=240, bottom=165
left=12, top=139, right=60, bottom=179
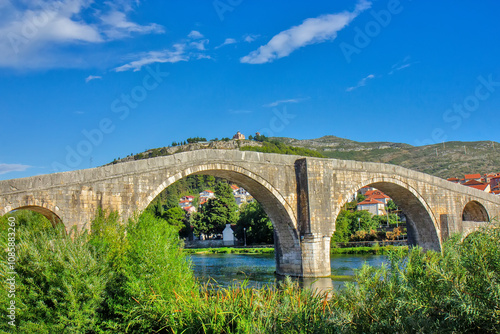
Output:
left=300, top=233, right=331, bottom=277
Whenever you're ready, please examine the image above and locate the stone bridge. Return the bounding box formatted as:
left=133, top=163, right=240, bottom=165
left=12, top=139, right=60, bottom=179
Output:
left=1, top=150, right=499, bottom=277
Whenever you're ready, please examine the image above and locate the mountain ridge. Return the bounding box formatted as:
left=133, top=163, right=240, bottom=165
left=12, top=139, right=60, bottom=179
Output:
left=110, top=136, right=500, bottom=180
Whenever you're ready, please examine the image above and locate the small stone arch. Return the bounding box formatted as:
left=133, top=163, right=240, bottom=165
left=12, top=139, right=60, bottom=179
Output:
left=3, top=205, right=63, bottom=227
left=141, top=162, right=301, bottom=276
left=462, top=201, right=489, bottom=222
left=334, top=176, right=441, bottom=252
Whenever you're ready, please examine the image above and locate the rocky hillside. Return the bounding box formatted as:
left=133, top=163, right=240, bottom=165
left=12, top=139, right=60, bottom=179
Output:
left=272, top=136, right=500, bottom=179
left=109, top=135, right=500, bottom=180
left=110, top=140, right=263, bottom=164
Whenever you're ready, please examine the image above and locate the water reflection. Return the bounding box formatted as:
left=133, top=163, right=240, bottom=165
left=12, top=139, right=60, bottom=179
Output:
left=190, top=253, right=387, bottom=290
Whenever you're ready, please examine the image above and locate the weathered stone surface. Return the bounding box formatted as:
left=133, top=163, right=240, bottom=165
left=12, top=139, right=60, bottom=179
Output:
left=1, top=150, right=499, bottom=277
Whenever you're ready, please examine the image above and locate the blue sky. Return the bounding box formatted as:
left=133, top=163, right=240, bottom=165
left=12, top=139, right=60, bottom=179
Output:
left=1, top=0, right=499, bottom=180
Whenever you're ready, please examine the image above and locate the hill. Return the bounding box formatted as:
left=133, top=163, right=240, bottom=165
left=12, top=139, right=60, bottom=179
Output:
left=109, top=136, right=500, bottom=180
left=271, top=136, right=500, bottom=179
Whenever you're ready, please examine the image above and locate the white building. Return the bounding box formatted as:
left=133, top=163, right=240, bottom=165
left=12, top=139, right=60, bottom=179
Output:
left=222, top=224, right=236, bottom=246
left=357, top=198, right=385, bottom=216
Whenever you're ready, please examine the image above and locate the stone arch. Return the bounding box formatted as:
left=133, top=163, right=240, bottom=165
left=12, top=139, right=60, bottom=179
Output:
left=334, top=176, right=441, bottom=252
left=462, top=201, right=489, bottom=222
left=3, top=205, right=63, bottom=227
left=141, top=162, right=301, bottom=276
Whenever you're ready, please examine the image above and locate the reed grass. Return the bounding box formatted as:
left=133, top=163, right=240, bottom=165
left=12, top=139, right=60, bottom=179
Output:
left=1, top=210, right=499, bottom=333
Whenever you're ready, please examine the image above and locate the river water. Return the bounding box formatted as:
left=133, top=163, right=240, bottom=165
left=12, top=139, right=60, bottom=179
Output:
left=190, top=253, right=387, bottom=290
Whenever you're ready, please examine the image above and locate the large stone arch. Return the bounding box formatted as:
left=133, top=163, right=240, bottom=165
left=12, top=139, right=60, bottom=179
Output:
left=334, top=176, right=441, bottom=252
left=140, top=162, right=302, bottom=276
left=462, top=200, right=490, bottom=222
left=2, top=205, right=63, bottom=227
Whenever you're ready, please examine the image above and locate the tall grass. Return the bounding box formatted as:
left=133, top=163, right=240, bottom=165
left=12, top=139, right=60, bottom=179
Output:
left=1, top=210, right=499, bottom=333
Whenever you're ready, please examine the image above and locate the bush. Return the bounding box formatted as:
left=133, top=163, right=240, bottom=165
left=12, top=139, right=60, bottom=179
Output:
left=0, top=211, right=108, bottom=333
left=334, top=224, right=500, bottom=333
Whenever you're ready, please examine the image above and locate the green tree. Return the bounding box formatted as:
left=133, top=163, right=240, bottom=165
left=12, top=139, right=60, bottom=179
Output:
left=163, top=207, right=186, bottom=231
left=192, top=182, right=238, bottom=236
left=235, top=201, right=274, bottom=244
left=386, top=199, right=398, bottom=212
left=356, top=193, right=366, bottom=203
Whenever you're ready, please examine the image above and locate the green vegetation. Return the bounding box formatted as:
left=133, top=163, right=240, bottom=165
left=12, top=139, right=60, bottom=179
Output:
left=192, top=182, right=239, bottom=236
left=330, top=245, right=408, bottom=255
left=148, top=174, right=218, bottom=210
left=1, top=209, right=500, bottom=332
left=184, top=247, right=274, bottom=255
left=240, top=140, right=325, bottom=158
left=274, top=136, right=500, bottom=179
left=332, top=199, right=404, bottom=245
left=185, top=245, right=404, bottom=255
left=234, top=201, right=274, bottom=244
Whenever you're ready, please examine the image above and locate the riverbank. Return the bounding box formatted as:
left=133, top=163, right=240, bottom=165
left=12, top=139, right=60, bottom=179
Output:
left=184, top=247, right=274, bottom=254
left=331, top=245, right=408, bottom=255
left=184, top=245, right=407, bottom=255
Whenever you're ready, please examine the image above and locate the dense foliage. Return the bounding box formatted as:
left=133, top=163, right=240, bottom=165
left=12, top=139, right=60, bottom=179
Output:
left=240, top=140, right=325, bottom=158
left=2, top=209, right=499, bottom=333
left=234, top=201, right=274, bottom=244
left=192, top=182, right=239, bottom=236
left=332, top=208, right=402, bottom=244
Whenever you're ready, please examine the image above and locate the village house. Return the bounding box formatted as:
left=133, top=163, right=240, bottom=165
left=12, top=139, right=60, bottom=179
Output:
left=358, top=186, right=375, bottom=195
left=463, top=179, right=491, bottom=192
left=490, top=175, right=500, bottom=190
left=198, top=190, right=215, bottom=206
left=461, top=173, right=482, bottom=184
left=357, top=197, right=386, bottom=216
left=182, top=206, right=196, bottom=214
left=364, top=189, right=391, bottom=205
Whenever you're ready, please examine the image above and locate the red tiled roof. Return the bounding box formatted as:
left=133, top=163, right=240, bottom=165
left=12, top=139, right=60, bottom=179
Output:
left=365, top=190, right=390, bottom=199
left=466, top=184, right=489, bottom=191
left=358, top=198, right=384, bottom=205
left=447, top=177, right=459, bottom=181
left=464, top=173, right=481, bottom=179
left=462, top=179, right=485, bottom=186
left=230, top=184, right=239, bottom=190
left=491, top=190, right=500, bottom=195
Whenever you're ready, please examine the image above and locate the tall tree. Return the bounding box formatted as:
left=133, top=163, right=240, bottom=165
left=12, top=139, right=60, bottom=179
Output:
left=235, top=201, right=274, bottom=244
left=192, top=182, right=238, bottom=236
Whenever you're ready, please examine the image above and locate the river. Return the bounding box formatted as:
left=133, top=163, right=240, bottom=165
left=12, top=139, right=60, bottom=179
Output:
left=190, top=253, right=387, bottom=290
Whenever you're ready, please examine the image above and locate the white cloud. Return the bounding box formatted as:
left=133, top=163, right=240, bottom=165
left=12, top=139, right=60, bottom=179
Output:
left=346, top=74, right=375, bottom=92
left=388, top=56, right=418, bottom=75
left=0, top=163, right=31, bottom=175
left=243, top=34, right=258, bottom=43
left=241, top=0, right=371, bottom=64
left=100, top=10, right=164, bottom=39
left=0, top=0, right=164, bottom=69
left=85, top=75, right=102, bottom=83
left=188, top=30, right=204, bottom=39
left=215, top=38, right=237, bottom=49
left=115, top=30, right=212, bottom=72
left=115, top=43, right=187, bottom=72
left=263, top=98, right=308, bottom=108
left=189, top=39, right=209, bottom=51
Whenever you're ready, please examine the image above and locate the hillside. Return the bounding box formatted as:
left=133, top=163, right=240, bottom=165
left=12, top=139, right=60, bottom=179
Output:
left=109, top=135, right=500, bottom=180
left=272, top=136, right=500, bottom=179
